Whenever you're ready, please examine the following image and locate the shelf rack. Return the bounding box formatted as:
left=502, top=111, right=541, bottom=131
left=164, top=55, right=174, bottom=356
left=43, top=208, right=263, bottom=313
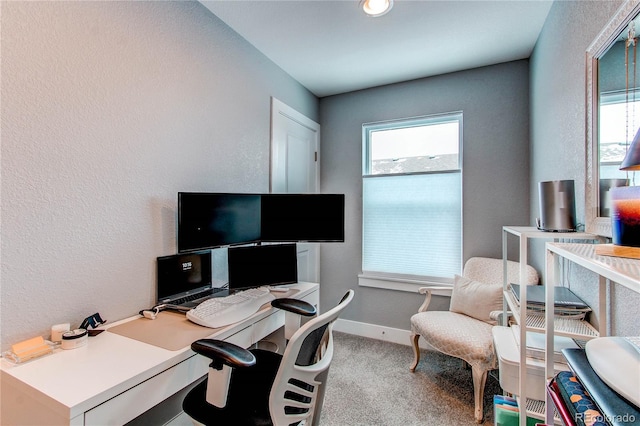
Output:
left=503, top=291, right=599, bottom=339
left=501, top=227, right=601, bottom=426
left=526, top=398, right=558, bottom=424
left=543, top=242, right=640, bottom=425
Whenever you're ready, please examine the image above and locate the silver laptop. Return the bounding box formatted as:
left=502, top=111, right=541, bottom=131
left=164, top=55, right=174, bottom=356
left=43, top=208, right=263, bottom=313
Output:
left=156, top=250, right=227, bottom=310
left=510, top=283, right=589, bottom=309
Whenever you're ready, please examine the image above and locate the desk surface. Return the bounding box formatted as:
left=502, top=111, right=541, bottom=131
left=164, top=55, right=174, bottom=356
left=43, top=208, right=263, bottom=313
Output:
left=1, top=282, right=318, bottom=424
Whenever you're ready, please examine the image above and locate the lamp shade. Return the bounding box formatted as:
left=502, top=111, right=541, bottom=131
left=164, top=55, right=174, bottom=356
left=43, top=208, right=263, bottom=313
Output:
left=620, top=127, right=640, bottom=171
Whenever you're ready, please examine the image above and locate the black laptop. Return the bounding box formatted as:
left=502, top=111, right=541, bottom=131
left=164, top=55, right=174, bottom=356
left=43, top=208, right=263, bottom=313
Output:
left=156, top=250, right=227, bottom=309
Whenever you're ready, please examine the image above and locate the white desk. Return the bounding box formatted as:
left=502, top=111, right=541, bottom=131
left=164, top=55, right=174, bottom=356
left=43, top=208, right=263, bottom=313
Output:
left=1, top=282, right=319, bottom=425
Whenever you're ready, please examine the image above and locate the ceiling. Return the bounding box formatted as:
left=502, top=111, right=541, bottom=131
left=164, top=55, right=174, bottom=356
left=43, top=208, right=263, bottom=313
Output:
left=200, top=1, right=554, bottom=98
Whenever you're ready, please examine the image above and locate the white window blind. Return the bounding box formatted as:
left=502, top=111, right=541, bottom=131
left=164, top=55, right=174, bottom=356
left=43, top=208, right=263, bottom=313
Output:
left=362, top=112, right=462, bottom=283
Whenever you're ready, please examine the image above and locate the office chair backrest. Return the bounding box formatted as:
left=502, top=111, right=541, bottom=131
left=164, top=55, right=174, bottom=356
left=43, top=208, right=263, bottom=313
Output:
left=268, top=289, right=354, bottom=426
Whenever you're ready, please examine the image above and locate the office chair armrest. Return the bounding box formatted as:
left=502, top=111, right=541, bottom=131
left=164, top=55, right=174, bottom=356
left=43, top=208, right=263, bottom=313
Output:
left=416, top=286, right=450, bottom=313
left=191, top=339, right=256, bottom=408
left=271, top=298, right=317, bottom=317
left=191, top=339, right=256, bottom=369
left=272, top=298, right=317, bottom=340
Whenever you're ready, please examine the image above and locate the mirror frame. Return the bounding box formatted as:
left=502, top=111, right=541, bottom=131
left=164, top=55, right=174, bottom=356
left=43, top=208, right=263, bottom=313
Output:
left=586, top=0, right=640, bottom=238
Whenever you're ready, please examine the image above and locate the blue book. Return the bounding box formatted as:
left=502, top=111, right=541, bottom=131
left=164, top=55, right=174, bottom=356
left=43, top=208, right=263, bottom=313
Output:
left=555, top=371, right=606, bottom=426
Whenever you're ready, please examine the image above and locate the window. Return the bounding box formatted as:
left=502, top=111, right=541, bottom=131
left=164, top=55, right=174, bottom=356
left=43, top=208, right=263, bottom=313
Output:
left=599, top=91, right=640, bottom=173
left=360, top=112, right=462, bottom=288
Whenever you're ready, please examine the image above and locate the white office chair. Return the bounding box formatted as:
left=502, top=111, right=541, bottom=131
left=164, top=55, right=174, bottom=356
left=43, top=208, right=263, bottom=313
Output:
left=182, top=290, right=355, bottom=426
left=409, top=257, right=539, bottom=423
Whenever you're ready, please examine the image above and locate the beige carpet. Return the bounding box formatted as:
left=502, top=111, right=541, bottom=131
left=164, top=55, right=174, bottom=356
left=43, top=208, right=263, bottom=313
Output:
left=143, top=331, right=503, bottom=425
left=320, top=332, right=502, bottom=425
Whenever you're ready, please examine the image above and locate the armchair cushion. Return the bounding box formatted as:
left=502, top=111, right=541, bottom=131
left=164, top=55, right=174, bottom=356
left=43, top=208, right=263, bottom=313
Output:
left=449, top=275, right=502, bottom=325
left=410, top=311, right=496, bottom=371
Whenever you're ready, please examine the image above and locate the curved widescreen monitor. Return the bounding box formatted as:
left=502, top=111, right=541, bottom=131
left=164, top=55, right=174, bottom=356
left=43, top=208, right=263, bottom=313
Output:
left=178, top=192, right=345, bottom=252
left=178, top=193, right=261, bottom=252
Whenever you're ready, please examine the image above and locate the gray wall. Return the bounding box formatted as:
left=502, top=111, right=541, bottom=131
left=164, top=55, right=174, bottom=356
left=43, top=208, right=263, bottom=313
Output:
left=319, top=61, right=531, bottom=329
left=3, top=0, right=637, bottom=351
left=0, top=1, right=318, bottom=351
left=530, top=0, right=639, bottom=335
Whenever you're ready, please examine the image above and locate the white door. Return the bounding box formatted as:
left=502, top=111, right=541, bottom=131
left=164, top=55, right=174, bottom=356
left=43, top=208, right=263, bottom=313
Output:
left=270, top=98, right=320, bottom=283
left=270, top=98, right=319, bottom=193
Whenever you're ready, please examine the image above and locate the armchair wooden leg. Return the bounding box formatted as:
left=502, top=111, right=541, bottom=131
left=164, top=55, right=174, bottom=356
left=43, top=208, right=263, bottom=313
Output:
left=409, top=333, right=420, bottom=372
left=471, top=366, right=488, bottom=424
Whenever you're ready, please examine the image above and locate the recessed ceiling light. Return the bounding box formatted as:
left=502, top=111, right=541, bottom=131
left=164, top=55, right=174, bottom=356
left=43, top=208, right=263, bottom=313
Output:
left=361, top=0, right=393, bottom=17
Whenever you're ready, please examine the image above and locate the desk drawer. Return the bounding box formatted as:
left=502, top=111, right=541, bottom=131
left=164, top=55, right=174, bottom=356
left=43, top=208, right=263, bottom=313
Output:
left=84, top=325, right=253, bottom=425
left=252, top=311, right=285, bottom=343
left=84, top=355, right=208, bottom=425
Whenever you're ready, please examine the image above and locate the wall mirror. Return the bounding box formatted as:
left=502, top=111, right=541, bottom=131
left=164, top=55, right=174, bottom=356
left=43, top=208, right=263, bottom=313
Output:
left=586, top=0, right=640, bottom=238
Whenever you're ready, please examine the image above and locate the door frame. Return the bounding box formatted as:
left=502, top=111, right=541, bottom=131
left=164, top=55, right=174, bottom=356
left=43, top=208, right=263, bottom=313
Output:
left=269, top=97, right=320, bottom=193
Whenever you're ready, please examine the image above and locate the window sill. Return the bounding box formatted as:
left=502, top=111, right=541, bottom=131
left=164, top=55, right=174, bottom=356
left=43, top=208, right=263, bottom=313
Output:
left=357, top=273, right=453, bottom=296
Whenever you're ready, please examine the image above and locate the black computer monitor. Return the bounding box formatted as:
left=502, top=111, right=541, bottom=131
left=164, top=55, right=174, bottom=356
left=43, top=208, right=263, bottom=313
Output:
left=261, top=194, right=345, bottom=242
left=227, top=243, right=298, bottom=291
left=178, top=192, right=261, bottom=252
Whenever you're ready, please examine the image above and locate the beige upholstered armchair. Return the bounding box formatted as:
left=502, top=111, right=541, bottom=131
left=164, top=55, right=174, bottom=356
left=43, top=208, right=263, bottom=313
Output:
left=409, top=257, right=539, bottom=423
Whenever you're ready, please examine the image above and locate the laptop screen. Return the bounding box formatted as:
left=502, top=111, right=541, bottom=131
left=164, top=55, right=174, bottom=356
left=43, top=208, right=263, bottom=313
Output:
left=157, top=250, right=213, bottom=302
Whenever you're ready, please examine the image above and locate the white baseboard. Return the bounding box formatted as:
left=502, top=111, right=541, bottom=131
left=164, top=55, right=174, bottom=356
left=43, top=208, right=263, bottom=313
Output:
left=333, top=318, right=433, bottom=350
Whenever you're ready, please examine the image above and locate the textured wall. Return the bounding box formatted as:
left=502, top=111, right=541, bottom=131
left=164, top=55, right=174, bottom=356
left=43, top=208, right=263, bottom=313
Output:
left=319, top=61, right=531, bottom=329
left=0, top=1, right=318, bottom=351
left=530, top=0, right=639, bottom=335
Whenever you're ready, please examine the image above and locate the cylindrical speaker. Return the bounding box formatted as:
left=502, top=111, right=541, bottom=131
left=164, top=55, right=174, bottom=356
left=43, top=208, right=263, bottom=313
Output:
left=537, top=180, right=576, bottom=232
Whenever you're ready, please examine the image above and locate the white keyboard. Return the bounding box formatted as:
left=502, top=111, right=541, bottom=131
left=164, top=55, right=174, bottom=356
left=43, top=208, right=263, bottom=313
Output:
left=186, top=286, right=276, bottom=328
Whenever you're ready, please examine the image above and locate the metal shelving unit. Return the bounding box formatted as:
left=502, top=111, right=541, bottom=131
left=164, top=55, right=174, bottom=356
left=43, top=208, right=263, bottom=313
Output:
left=503, top=291, right=599, bottom=338
left=543, top=243, right=640, bottom=425
left=501, top=227, right=601, bottom=426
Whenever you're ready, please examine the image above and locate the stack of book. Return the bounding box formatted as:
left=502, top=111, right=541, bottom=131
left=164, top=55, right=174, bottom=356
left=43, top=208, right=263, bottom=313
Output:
left=509, top=284, right=592, bottom=320
left=547, top=347, right=640, bottom=426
